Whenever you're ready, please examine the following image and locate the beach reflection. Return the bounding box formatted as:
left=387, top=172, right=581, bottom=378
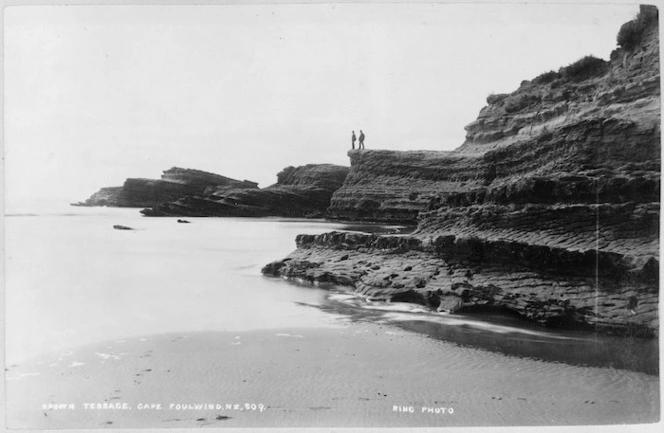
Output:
left=314, top=292, right=659, bottom=375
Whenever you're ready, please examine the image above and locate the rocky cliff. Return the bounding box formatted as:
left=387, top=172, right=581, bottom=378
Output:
left=140, top=164, right=350, bottom=217
left=264, top=7, right=660, bottom=337
left=73, top=167, right=258, bottom=208
left=328, top=150, right=484, bottom=223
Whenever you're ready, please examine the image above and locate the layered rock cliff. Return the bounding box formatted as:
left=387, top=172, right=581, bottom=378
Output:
left=264, top=7, right=660, bottom=337
left=74, top=167, right=258, bottom=208
left=140, top=164, right=350, bottom=217
left=328, top=150, right=484, bottom=223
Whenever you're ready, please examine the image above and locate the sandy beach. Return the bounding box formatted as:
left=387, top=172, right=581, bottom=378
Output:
left=4, top=3, right=662, bottom=432
left=6, top=320, right=659, bottom=429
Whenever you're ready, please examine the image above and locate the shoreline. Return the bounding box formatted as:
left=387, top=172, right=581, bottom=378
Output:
left=6, top=324, right=660, bottom=429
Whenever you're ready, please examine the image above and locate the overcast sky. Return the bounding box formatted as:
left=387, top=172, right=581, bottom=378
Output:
left=4, top=1, right=641, bottom=211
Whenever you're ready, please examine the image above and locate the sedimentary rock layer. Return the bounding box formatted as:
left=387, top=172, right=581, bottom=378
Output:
left=264, top=7, right=660, bottom=336
left=74, top=167, right=258, bottom=208
left=141, top=164, right=350, bottom=217
left=327, top=8, right=660, bottom=224
left=328, top=150, right=485, bottom=223
left=263, top=231, right=657, bottom=336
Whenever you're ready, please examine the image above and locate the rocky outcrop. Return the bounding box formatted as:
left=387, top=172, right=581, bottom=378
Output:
left=76, top=186, right=124, bottom=207
left=328, top=150, right=485, bottom=223
left=263, top=231, right=657, bottom=336
left=140, top=164, right=350, bottom=217
left=112, top=225, right=134, bottom=230
left=328, top=8, right=659, bottom=224
left=74, top=167, right=258, bottom=208
left=264, top=7, right=660, bottom=336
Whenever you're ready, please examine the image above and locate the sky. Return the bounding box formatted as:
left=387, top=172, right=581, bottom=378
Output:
left=3, top=1, right=642, bottom=211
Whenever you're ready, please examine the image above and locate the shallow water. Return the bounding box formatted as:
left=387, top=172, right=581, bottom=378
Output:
left=5, top=207, right=386, bottom=363
left=3, top=207, right=660, bottom=427
left=318, top=293, right=659, bottom=375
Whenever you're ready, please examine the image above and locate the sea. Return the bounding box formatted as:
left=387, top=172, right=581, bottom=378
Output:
left=3, top=207, right=661, bottom=428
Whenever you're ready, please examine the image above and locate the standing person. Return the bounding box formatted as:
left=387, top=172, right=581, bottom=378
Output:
left=359, top=130, right=365, bottom=149
left=351, top=131, right=356, bottom=149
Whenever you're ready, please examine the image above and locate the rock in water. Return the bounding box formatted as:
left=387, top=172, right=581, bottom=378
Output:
left=113, top=225, right=134, bottom=230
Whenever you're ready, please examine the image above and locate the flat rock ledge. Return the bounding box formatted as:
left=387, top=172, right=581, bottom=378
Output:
left=262, top=231, right=658, bottom=338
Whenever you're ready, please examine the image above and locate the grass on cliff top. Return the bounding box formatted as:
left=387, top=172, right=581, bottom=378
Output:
left=532, top=70, right=561, bottom=85
left=617, top=5, right=658, bottom=50
left=486, top=56, right=607, bottom=105
left=559, top=55, right=609, bottom=82
left=487, top=5, right=658, bottom=100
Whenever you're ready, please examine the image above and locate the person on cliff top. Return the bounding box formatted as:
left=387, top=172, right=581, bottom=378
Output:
left=359, top=130, right=365, bottom=149
left=351, top=131, right=356, bottom=149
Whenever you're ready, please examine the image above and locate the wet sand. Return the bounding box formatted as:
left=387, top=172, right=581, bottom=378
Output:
left=5, top=321, right=660, bottom=429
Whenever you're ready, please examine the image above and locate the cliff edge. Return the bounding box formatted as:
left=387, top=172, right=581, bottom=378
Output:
left=264, top=7, right=660, bottom=336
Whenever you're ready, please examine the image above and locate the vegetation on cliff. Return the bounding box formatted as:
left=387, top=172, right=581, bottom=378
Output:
left=617, top=5, right=659, bottom=50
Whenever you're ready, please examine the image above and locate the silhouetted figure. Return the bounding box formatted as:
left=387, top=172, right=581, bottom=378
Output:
left=359, top=130, right=365, bottom=149
left=351, top=131, right=356, bottom=149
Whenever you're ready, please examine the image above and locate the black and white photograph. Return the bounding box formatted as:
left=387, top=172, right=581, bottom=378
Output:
left=2, top=0, right=661, bottom=430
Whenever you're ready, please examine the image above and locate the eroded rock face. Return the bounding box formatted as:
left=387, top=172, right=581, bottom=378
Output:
left=264, top=8, right=660, bottom=336
left=74, top=167, right=258, bottom=208
left=328, top=150, right=485, bottom=223
left=141, top=164, right=350, bottom=217
left=327, top=8, right=659, bottom=225
left=262, top=231, right=657, bottom=336
left=77, top=186, right=124, bottom=207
